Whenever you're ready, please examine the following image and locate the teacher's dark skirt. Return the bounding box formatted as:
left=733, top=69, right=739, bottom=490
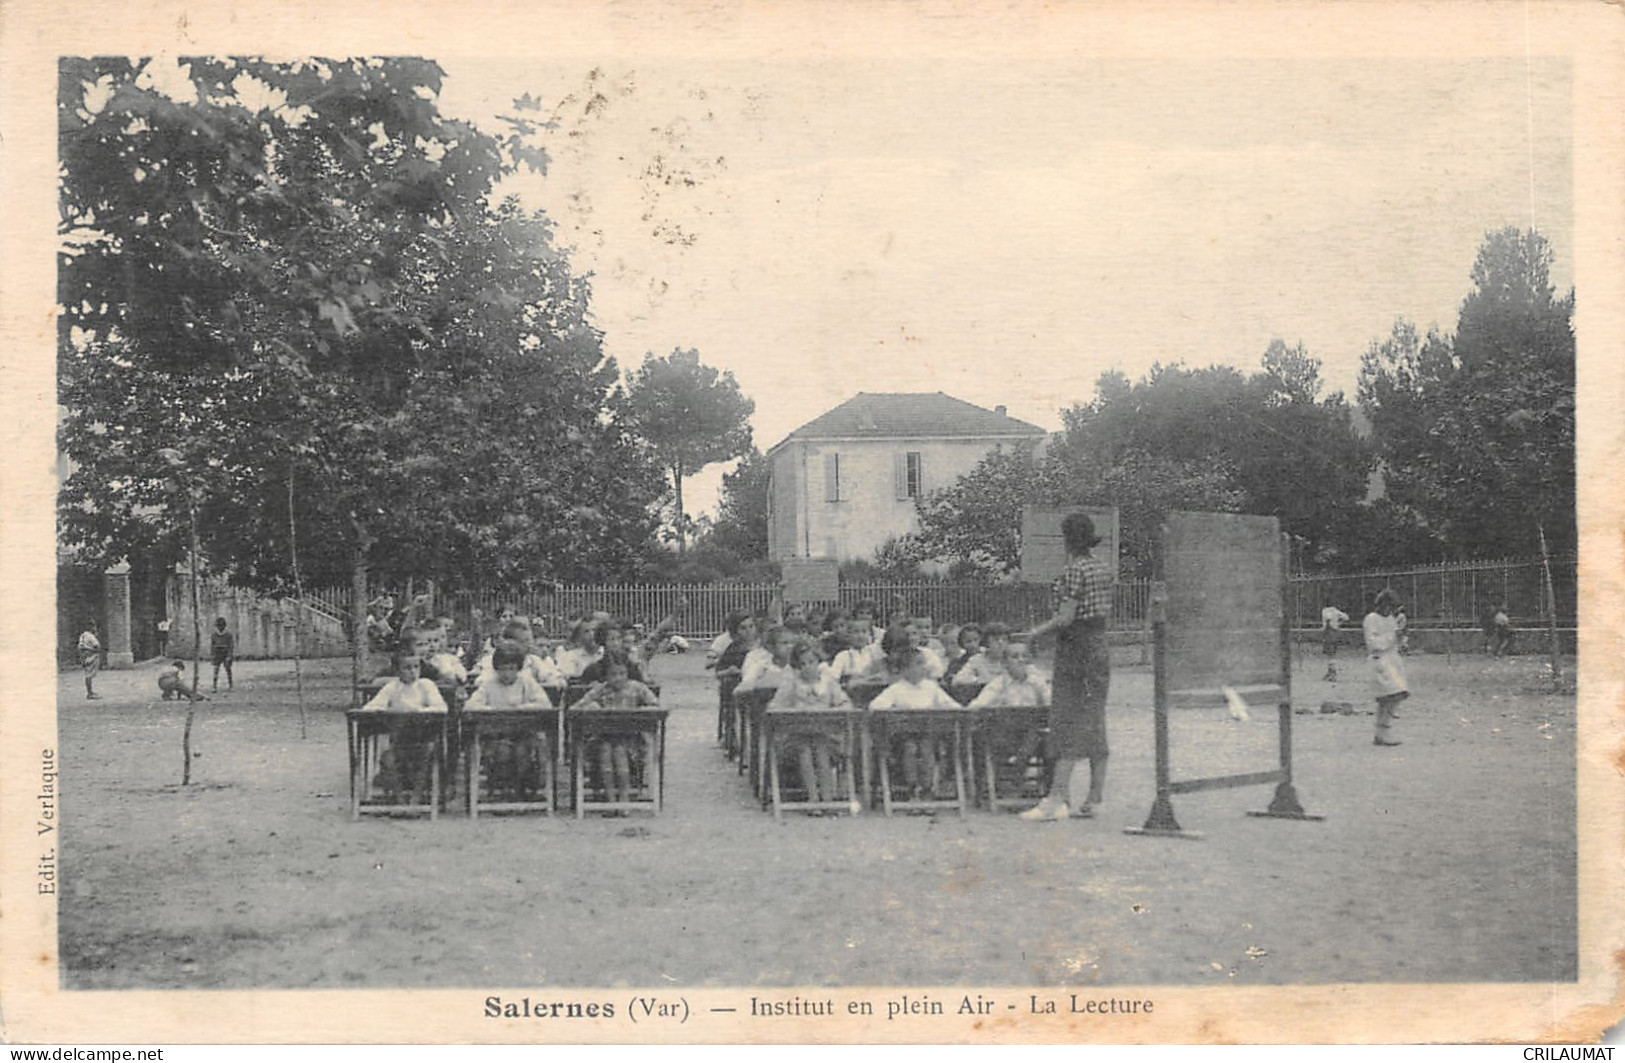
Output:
left=1048, top=622, right=1110, bottom=760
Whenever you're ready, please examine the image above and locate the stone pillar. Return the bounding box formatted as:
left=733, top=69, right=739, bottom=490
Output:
left=102, top=563, right=136, bottom=668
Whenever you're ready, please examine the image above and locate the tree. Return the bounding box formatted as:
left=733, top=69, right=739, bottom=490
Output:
left=705, top=449, right=771, bottom=562
left=624, top=348, right=755, bottom=556
left=57, top=57, right=667, bottom=720
left=1359, top=227, right=1575, bottom=559
left=910, top=443, right=1059, bottom=578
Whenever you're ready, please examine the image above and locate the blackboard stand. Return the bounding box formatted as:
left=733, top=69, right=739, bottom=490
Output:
left=1126, top=516, right=1324, bottom=840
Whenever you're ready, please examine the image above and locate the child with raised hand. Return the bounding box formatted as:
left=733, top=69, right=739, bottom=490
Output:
left=769, top=638, right=852, bottom=804
left=737, top=624, right=794, bottom=693
left=157, top=660, right=207, bottom=702
left=465, top=641, right=552, bottom=798
left=573, top=652, right=660, bottom=806
left=869, top=646, right=962, bottom=800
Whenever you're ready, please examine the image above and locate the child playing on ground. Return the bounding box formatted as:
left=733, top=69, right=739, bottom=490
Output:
left=869, top=646, right=962, bottom=801
left=209, top=617, right=235, bottom=692
left=736, top=624, right=793, bottom=693
left=769, top=639, right=853, bottom=804
left=465, top=642, right=552, bottom=798
left=362, top=650, right=448, bottom=802
left=157, top=660, right=207, bottom=702
left=573, top=652, right=660, bottom=806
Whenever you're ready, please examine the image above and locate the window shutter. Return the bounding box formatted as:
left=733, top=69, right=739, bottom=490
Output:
left=894, top=451, right=909, bottom=500
left=825, top=453, right=840, bottom=502
left=913, top=452, right=924, bottom=496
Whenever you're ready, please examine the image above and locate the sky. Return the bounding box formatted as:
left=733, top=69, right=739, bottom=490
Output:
left=429, top=47, right=1572, bottom=520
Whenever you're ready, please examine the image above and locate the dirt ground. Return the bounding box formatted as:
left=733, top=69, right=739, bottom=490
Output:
left=55, top=645, right=1577, bottom=990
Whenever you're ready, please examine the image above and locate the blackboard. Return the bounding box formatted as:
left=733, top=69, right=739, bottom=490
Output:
left=781, top=558, right=840, bottom=604
left=1160, top=511, right=1286, bottom=700
left=1019, top=506, right=1120, bottom=584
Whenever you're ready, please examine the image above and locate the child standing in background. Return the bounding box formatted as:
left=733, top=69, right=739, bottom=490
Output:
left=210, top=617, right=235, bottom=692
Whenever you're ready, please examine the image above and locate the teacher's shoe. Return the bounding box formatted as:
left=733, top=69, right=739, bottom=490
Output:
left=1018, top=799, right=1069, bottom=821
left=1373, top=737, right=1402, bottom=747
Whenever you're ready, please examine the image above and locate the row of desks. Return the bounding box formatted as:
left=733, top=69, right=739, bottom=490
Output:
left=729, top=685, right=1053, bottom=820
left=347, top=681, right=667, bottom=820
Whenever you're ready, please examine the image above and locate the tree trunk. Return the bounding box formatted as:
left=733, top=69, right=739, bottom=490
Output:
left=1537, top=520, right=1562, bottom=686
left=183, top=499, right=201, bottom=786
left=348, top=521, right=372, bottom=708
left=288, top=463, right=308, bottom=739
left=672, top=461, right=687, bottom=558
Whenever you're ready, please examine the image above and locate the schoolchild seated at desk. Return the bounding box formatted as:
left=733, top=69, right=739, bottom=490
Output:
left=572, top=652, right=659, bottom=806
left=736, top=624, right=793, bottom=694
left=952, top=622, right=1012, bottom=687
left=869, top=646, right=962, bottom=801
left=465, top=642, right=553, bottom=798
left=882, top=620, right=946, bottom=680
left=472, top=621, right=565, bottom=691
left=769, top=639, right=852, bottom=804
left=829, top=624, right=887, bottom=685
left=360, top=651, right=448, bottom=801
left=553, top=618, right=601, bottom=681
left=967, top=643, right=1050, bottom=708
left=577, top=622, right=648, bottom=685
left=410, top=623, right=470, bottom=690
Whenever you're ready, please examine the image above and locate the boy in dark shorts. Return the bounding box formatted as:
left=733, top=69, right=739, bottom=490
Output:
left=210, top=617, right=235, bottom=691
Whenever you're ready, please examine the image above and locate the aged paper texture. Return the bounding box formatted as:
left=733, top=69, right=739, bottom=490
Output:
left=3, top=0, right=1623, bottom=1045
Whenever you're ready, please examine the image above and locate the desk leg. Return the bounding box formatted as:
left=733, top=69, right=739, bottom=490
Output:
left=347, top=723, right=358, bottom=821
left=429, top=732, right=440, bottom=821
left=650, top=726, right=663, bottom=816
left=573, top=731, right=585, bottom=821
left=859, top=721, right=873, bottom=811
left=467, top=727, right=480, bottom=820
left=878, top=727, right=893, bottom=817
left=953, top=723, right=967, bottom=817
left=845, top=721, right=860, bottom=814
left=768, top=726, right=783, bottom=822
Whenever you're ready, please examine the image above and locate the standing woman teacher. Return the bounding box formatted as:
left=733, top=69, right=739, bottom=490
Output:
left=1022, top=512, right=1113, bottom=821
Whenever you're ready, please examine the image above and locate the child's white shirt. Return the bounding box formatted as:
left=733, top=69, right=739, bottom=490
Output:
left=831, top=643, right=887, bottom=683
left=425, top=651, right=468, bottom=684
left=968, top=673, right=1051, bottom=708
left=738, top=648, right=791, bottom=691
left=954, top=651, right=1006, bottom=686
left=869, top=677, right=960, bottom=710
left=362, top=677, right=448, bottom=713
left=552, top=645, right=597, bottom=680
left=770, top=672, right=851, bottom=709
left=466, top=671, right=549, bottom=710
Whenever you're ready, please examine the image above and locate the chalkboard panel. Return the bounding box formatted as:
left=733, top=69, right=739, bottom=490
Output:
left=1160, top=511, right=1286, bottom=699
left=1019, top=506, right=1120, bottom=584
left=781, top=558, right=840, bottom=604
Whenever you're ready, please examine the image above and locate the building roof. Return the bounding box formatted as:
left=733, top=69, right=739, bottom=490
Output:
left=772, top=392, right=1048, bottom=449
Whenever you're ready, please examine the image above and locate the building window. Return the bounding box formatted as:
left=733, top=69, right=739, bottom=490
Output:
left=895, top=450, right=924, bottom=500
left=824, top=452, right=844, bottom=503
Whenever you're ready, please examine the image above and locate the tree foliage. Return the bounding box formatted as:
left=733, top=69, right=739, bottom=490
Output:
left=909, top=346, right=1370, bottom=579
left=57, top=57, right=665, bottom=603
left=624, top=348, right=755, bottom=555
left=1358, top=227, right=1575, bottom=559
